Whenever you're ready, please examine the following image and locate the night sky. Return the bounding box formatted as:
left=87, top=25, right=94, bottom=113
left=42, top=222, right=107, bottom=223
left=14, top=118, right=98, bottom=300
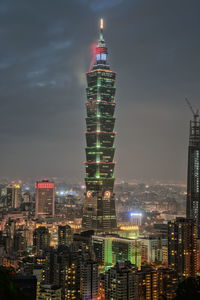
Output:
left=0, top=0, right=200, bottom=183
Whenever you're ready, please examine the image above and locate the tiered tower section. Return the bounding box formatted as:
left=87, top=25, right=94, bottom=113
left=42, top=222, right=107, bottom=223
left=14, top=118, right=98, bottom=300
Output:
left=82, top=20, right=117, bottom=233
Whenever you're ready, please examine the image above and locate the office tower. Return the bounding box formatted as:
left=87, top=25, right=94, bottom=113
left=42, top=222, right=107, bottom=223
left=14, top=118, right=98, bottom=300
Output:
left=92, top=235, right=141, bottom=268
left=80, top=259, right=98, bottom=300
left=35, top=180, right=55, bottom=219
left=186, top=104, right=200, bottom=236
left=58, top=225, right=72, bottom=246
left=33, top=226, right=50, bottom=254
left=168, top=217, right=197, bottom=277
left=7, top=184, right=21, bottom=208
left=82, top=19, right=117, bottom=233
left=105, top=262, right=137, bottom=300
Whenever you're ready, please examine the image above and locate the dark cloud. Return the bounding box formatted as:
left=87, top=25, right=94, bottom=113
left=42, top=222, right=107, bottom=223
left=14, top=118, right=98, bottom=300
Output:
left=89, top=0, right=124, bottom=11
left=0, top=0, right=199, bottom=182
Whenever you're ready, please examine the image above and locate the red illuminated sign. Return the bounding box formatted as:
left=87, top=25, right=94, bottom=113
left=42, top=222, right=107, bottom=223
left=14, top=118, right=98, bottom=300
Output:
left=35, top=182, right=54, bottom=189
left=104, top=191, right=111, bottom=199
left=96, top=46, right=107, bottom=54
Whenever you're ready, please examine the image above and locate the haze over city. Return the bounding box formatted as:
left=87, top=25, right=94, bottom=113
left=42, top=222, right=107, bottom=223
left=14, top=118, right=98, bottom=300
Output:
left=1, top=1, right=200, bottom=299
left=0, top=0, right=200, bottom=183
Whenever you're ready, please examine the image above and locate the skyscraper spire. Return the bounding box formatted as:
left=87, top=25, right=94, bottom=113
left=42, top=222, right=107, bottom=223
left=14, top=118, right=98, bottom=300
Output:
left=92, top=18, right=109, bottom=70
left=82, top=20, right=117, bottom=233
left=100, top=18, right=104, bottom=30
left=98, top=18, right=105, bottom=46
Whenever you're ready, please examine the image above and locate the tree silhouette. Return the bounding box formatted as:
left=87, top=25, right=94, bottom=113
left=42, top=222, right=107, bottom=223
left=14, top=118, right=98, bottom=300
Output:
left=0, top=267, right=29, bottom=300
left=173, top=277, right=200, bottom=300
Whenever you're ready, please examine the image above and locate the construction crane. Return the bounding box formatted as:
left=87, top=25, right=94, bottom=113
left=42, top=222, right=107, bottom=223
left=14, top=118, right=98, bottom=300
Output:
left=185, top=97, right=199, bottom=122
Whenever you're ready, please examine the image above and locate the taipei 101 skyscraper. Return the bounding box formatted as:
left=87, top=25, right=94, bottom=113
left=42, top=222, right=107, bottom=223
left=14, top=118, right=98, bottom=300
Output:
left=82, top=19, right=117, bottom=233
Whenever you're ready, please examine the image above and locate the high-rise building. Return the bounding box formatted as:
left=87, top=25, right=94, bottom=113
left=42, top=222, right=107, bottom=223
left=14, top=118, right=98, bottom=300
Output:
left=103, top=264, right=177, bottom=300
left=82, top=19, right=117, bottom=233
left=58, top=225, right=72, bottom=246
left=43, top=247, right=56, bottom=285
left=33, top=226, right=50, bottom=254
left=186, top=105, right=200, bottom=236
left=138, top=235, right=168, bottom=265
left=105, top=262, right=137, bottom=300
left=65, top=258, right=81, bottom=300
left=35, top=180, right=55, bottom=219
left=23, top=191, right=31, bottom=203
left=168, top=217, right=197, bottom=277
left=135, top=266, right=178, bottom=300
left=80, top=259, right=98, bottom=300
left=13, top=229, right=27, bottom=256
left=7, top=184, right=21, bottom=209
left=40, top=245, right=70, bottom=299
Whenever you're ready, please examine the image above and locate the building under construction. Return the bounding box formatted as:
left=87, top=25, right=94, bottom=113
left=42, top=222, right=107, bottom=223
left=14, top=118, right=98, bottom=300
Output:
left=186, top=99, right=200, bottom=237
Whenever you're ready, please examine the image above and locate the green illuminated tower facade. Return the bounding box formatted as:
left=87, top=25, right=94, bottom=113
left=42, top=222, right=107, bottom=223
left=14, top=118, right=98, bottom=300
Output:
left=82, top=20, right=117, bottom=233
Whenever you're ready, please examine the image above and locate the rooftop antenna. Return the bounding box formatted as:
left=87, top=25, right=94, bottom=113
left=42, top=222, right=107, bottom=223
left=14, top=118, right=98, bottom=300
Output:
left=98, top=18, right=105, bottom=46
left=100, top=18, right=104, bottom=31
left=185, top=97, right=199, bottom=122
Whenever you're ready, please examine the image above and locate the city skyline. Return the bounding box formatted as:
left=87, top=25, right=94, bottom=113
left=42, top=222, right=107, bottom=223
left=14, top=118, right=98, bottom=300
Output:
left=1, top=4, right=200, bottom=298
left=0, top=0, right=200, bottom=183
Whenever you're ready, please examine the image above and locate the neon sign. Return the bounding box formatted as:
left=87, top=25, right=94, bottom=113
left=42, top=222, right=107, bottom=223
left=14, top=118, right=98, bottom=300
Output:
left=104, top=191, right=111, bottom=198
